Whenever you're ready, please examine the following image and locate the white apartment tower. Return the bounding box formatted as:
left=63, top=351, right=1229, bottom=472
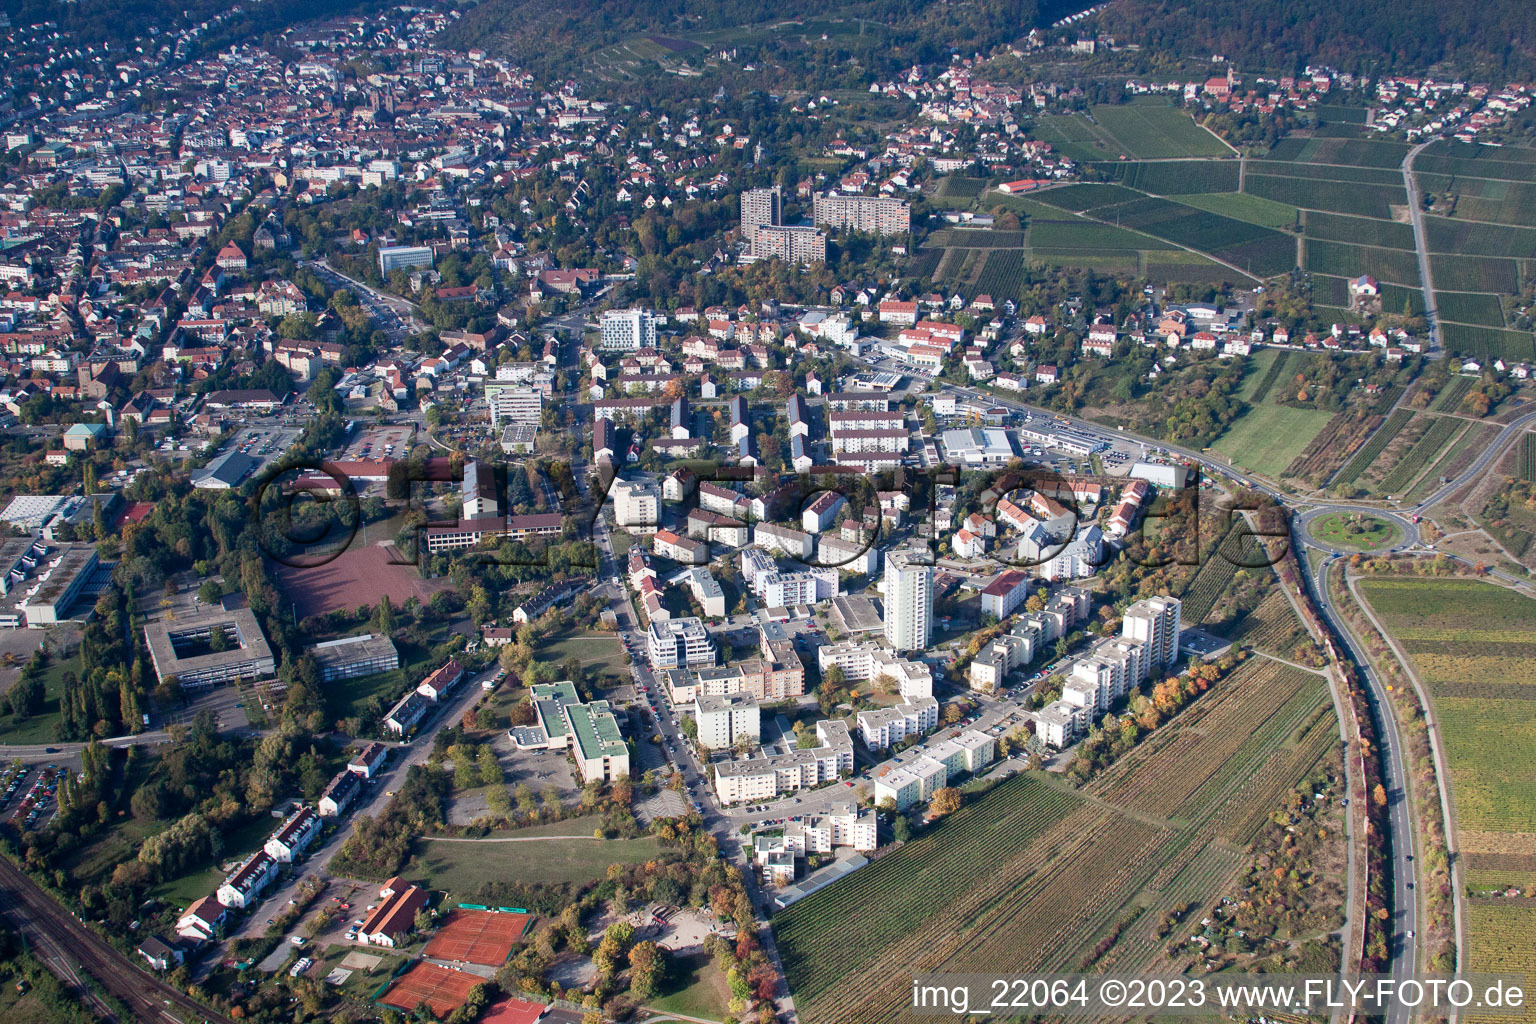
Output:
left=599, top=308, right=659, bottom=351
left=883, top=550, right=934, bottom=652
left=1120, top=596, right=1181, bottom=678
left=610, top=477, right=660, bottom=532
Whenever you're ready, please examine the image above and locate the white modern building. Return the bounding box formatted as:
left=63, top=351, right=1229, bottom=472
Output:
left=882, top=550, right=933, bottom=652
left=599, top=308, right=659, bottom=351
left=856, top=696, right=939, bottom=750
left=611, top=477, right=660, bottom=533
left=646, top=617, right=716, bottom=670
left=694, top=693, right=761, bottom=750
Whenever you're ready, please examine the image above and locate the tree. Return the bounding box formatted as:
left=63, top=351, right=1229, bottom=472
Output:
left=930, top=787, right=962, bottom=817
left=197, top=579, right=222, bottom=605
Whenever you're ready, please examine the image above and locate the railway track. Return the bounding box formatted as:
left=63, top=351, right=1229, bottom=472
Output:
left=0, top=856, right=232, bottom=1024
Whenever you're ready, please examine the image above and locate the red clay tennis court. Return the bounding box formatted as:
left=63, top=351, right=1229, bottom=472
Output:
left=422, top=909, right=533, bottom=966
left=480, top=995, right=551, bottom=1024
left=379, top=962, right=480, bottom=1017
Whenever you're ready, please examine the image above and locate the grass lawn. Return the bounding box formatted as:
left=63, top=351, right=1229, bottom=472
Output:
left=1211, top=403, right=1335, bottom=478
left=0, top=652, right=81, bottom=744
left=608, top=530, right=633, bottom=559
left=1308, top=511, right=1403, bottom=551
left=1236, top=348, right=1283, bottom=401
left=150, top=815, right=278, bottom=908
left=534, top=629, right=628, bottom=681
left=648, top=952, right=732, bottom=1020
left=416, top=833, right=663, bottom=894
left=1178, top=191, right=1300, bottom=231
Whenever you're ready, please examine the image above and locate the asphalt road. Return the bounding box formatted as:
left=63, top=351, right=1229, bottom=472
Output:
left=1401, top=142, right=1442, bottom=356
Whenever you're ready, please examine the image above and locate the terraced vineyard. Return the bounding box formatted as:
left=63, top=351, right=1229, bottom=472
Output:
left=1519, top=434, right=1536, bottom=482
left=1333, top=409, right=1414, bottom=487
left=778, top=657, right=1341, bottom=1024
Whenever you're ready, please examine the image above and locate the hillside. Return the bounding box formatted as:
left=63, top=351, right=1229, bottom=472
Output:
left=440, top=0, right=1085, bottom=84
left=1098, top=0, right=1536, bottom=76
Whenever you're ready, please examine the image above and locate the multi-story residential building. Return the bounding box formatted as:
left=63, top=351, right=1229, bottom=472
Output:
left=979, top=569, right=1032, bottom=619
left=812, top=193, right=911, bottom=235
left=216, top=850, right=279, bottom=910
left=646, top=617, right=716, bottom=670
left=263, top=806, right=321, bottom=863
left=687, top=567, right=727, bottom=617
left=754, top=522, right=813, bottom=560
left=757, top=568, right=839, bottom=609
left=873, top=754, right=947, bottom=812
left=489, top=386, right=542, bottom=425
left=599, top=308, right=659, bottom=351
left=694, top=693, right=761, bottom=750
left=740, top=187, right=781, bottom=244
left=817, top=534, right=880, bottom=574
left=784, top=802, right=878, bottom=853
left=611, top=477, right=660, bottom=533
left=461, top=460, right=501, bottom=518
left=751, top=224, right=826, bottom=262
left=856, top=695, right=939, bottom=749
left=883, top=550, right=933, bottom=652
left=713, top=720, right=854, bottom=804
left=654, top=528, right=708, bottom=565
left=1121, top=596, right=1181, bottom=677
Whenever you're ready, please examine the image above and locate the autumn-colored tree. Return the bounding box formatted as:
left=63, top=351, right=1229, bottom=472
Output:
left=930, top=787, right=962, bottom=817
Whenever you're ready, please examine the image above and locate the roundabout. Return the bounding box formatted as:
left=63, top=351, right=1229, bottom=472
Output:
left=1305, top=509, right=1405, bottom=552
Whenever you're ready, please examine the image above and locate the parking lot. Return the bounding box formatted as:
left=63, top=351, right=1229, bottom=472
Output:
left=343, top=424, right=414, bottom=462
left=1, top=762, right=68, bottom=831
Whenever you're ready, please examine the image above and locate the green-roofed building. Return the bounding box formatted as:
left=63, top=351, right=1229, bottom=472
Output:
left=521, top=681, right=630, bottom=782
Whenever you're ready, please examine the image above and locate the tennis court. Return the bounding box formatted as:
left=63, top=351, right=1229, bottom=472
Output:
left=378, top=962, right=480, bottom=1017
left=422, top=909, right=533, bottom=966
left=480, top=996, right=552, bottom=1024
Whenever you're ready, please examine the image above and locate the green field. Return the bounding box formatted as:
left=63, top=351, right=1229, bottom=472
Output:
left=1211, top=403, right=1336, bottom=479
left=1441, top=323, right=1536, bottom=364
left=1303, top=238, right=1422, bottom=285
left=1025, top=218, right=1174, bottom=251
left=776, top=659, right=1339, bottom=1024
left=0, top=653, right=80, bottom=745
left=1031, top=183, right=1145, bottom=212
left=1177, top=192, right=1299, bottom=231
left=1465, top=905, right=1536, bottom=1024
left=1426, top=216, right=1536, bottom=259
left=648, top=953, right=733, bottom=1019
left=1248, top=160, right=1406, bottom=185
left=417, top=833, right=663, bottom=893
left=1303, top=210, right=1416, bottom=249
left=1033, top=103, right=1229, bottom=162
left=1245, top=174, right=1405, bottom=219
left=1264, top=136, right=1411, bottom=168
left=533, top=629, right=628, bottom=680
left=1436, top=292, right=1507, bottom=328
left=1089, top=159, right=1240, bottom=194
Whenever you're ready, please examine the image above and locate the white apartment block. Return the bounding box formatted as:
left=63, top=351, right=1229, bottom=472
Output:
left=812, top=193, right=911, bottom=235
left=687, top=567, right=726, bottom=617
left=1121, top=595, right=1181, bottom=675
left=489, top=386, right=542, bottom=426
left=931, top=730, right=996, bottom=776
left=599, top=308, right=659, bottom=351
left=754, top=522, right=813, bottom=560
left=1036, top=700, right=1084, bottom=749
left=969, top=629, right=1036, bottom=692
left=857, top=695, right=939, bottom=749
left=694, top=693, right=761, bottom=750
left=611, top=477, right=660, bottom=533
left=883, top=550, right=933, bottom=652
left=816, top=534, right=880, bottom=574
left=874, top=754, right=948, bottom=812
left=783, top=801, right=878, bottom=853
left=646, top=617, right=716, bottom=670
left=713, top=720, right=853, bottom=804
left=815, top=641, right=932, bottom=698
left=758, top=568, right=840, bottom=609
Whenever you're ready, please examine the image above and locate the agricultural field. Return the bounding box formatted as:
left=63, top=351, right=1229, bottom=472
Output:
left=1303, top=239, right=1422, bottom=285
left=1089, top=159, right=1240, bottom=194
left=1285, top=413, right=1384, bottom=486
left=1176, top=192, right=1299, bottom=231
left=1519, top=434, right=1536, bottom=482
left=1402, top=422, right=1497, bottom=505
left=1032, top=103, right=1230, bottom=162
left=1375, top=415, right=1465, bottom=496
left=1025, top=219, right=1175, bottom=251
left=935, top=175, right=988, bottom=201
left=1247, top=160, right=1406, bottom=185
left=1439, top=323, right=1536, bottom=364
left=1239, top=348, right=1289, bottom=402
left=1090, top=197, right=1297, bottom=276
left=1332, top=408, right=1414, bottom=487
left=1464, top=905, right=1536, bottom=1024
left=777, top=658, right=1339, bottom=1024
left=1426, top=216, right=1536, bottom=259
left=1353, top=578, right=1536, bottom=886
left=1244, top=175, right=1405, bottom=219
left=1029, top=183, right=1146, bottom=212
left=1211, top=403, right=1336, bottom=480
left=1428, top=254, right=1519, bottom=294
left=1435, top=292, right=1507, bottom=328
left=1303, top=211, right=1416, bottom=250
left=1263, top=136, right=1412, bottom=168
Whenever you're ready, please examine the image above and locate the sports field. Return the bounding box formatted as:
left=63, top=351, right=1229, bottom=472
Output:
left=1033, top=103, right=1230, bottom=161
left=417, top=833, right=663, bottom=893
left=423, top=909, right=533, bottom=965
left=379, top=961, right=481, bottom=1017
left=1210, top=404, right=1335, bottom=479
